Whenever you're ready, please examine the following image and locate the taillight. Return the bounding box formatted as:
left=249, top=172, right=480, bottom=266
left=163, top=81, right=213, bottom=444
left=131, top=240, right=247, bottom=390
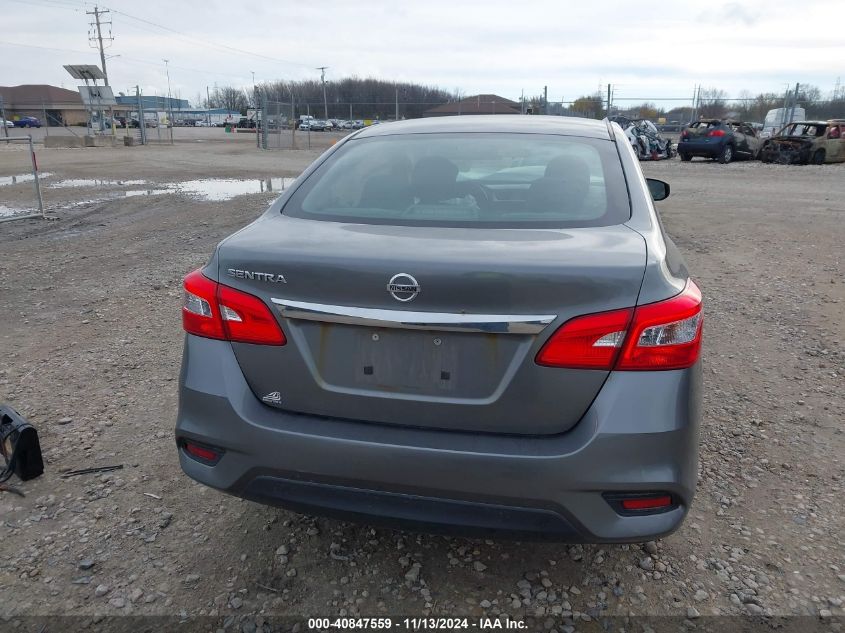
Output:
left=616, top=281, right=702, bottom=370
left=535, top=308, right=632, bottom=369
left=680, top=130, right=688, bottom=138
left=535, top=280, right=702, bottom=371
left=182, top=269, right=286, bottom=345
left=707, top=129, right=726, bottom=137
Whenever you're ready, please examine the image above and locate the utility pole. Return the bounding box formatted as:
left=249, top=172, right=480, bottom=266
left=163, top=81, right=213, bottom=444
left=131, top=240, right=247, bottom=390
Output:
left=543, top=86, right=548, bottom=115
left=317, top=66, right=328, bottom=119
left=206, top=85, right=211, bottom=125
left=87, top=6, right=113, bottom=85
left=788, top=82, right=800, bottom=127
left=395, top=87, right=399, bottom=121
left=163, top=59, right=174, bottom=143
left=135, top=85, right=146, bottom=145
left=606, top=83, right=612, bottom=116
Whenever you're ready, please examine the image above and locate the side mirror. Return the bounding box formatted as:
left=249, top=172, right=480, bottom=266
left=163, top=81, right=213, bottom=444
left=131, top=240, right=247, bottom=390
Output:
left=646, top=178, right=670, bottom=201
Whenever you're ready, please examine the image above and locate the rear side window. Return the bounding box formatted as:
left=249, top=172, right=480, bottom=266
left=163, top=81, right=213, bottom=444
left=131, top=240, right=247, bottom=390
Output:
left=282, top=133, right=630, bottom=228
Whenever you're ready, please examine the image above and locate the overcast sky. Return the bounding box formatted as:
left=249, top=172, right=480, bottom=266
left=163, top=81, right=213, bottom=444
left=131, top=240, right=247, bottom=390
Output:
left=2, top=0, right=843, bottom=108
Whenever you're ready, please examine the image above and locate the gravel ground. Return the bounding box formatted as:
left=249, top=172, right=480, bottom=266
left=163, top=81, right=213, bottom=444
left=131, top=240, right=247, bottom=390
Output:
left=0, top=143, right=843, bottom=631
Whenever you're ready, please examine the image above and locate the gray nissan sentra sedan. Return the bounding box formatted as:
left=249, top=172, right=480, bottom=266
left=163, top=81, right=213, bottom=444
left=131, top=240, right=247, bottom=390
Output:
left=176, top=115, right=702, bottom=542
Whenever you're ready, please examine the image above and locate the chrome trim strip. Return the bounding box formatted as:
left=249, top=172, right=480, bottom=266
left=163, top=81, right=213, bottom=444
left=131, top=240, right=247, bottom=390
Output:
left=271, top=298, right=556, bottom=334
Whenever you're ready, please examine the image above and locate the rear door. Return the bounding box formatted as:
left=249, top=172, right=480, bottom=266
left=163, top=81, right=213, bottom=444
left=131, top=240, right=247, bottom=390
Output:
left=740, top=124, right=761, bottom=157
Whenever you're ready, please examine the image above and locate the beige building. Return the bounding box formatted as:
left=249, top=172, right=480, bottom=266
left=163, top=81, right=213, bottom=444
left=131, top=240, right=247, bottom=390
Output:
left=0, top=84, right=128, bottom=126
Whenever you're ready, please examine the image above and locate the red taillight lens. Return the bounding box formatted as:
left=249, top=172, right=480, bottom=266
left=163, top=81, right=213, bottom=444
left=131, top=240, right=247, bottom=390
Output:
left=620, top=495, right=673, bottom=511
left=535, top=308, right=632, bottom=369
left=535, top=281, right=702, bottom=371
left=183, top=270, right=225, bottom=340
left=182, top=269, right=286, bottom=345
left=182, top=440, right=223, bottom=464
left=616, top=280, right=702, bottom=370
left=707, top=129, right=726, bottom=137
left=680, top=130, right=688, bottom=138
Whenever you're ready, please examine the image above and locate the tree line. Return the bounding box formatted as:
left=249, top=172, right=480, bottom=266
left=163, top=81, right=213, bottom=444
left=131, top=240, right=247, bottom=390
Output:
left=204, top=79, right=844, bottom=123
left=205, top=77, right=456, bottom=120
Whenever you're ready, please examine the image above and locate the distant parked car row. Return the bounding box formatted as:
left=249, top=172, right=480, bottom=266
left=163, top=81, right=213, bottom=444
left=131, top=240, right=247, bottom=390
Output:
left=0, top=116, right=42, bottom=128
left=677, top=118, right=845, bottom=164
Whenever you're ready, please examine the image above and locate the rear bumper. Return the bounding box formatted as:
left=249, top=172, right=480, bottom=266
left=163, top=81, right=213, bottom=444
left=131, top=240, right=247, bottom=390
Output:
left=175, top=336, right=701, bottom=542
left=678, top=140, right=724, bottom=157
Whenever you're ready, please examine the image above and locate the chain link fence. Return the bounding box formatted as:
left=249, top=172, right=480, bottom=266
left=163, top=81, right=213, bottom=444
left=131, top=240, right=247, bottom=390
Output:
left=261, top=99, right=297, bottom=150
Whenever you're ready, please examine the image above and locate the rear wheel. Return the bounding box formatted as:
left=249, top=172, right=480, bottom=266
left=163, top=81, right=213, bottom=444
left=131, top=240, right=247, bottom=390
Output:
left=811, top=149, right=825, bottom=165
left=717, top=144, right=733, bottom=164
left=680, top=152, right=692, bottom=162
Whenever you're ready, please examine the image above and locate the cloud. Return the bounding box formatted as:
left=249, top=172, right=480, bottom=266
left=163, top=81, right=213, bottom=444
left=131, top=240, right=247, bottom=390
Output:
left=1, top=0, right=842, bottom=107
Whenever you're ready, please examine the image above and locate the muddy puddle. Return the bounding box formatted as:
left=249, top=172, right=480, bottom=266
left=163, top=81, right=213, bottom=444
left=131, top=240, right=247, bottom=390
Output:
left=44, top=176, right=296, bottom=201
left=1, top=177, right=297, bottom=218
left=0, top=172, right=53, bottom=186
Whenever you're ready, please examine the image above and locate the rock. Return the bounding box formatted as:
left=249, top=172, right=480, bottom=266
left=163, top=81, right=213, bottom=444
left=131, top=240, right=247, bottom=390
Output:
left=745, top=603, right=764, bottom=615
left=57, top=417, right=73, bottom=425
left=404, top=564, right=421, bottom=582
left=686, top=607, right=700, bottom=619
left=276, top=545, right=289, bottom=556
left=95, top=584, right=110, bottom=597
left=639, top=558, right=655, bottom=571
left=77, top=559, right=95, bottom=571
left=694, top=589, right=709, bottom=602
left=286, top=568, right=297, bottom=578
left=230, top=596, right=243, bottom=609
left=184, top=573, right=200, bottom=584
left=480, top=600, right=492, bottom=608
left=644, top=541, right=658, bottom=555
left=473, top=561, right=488, bottom=572
left=109, top=597, right=126, bottom=608
left=128, top=588, right=143, bottom=603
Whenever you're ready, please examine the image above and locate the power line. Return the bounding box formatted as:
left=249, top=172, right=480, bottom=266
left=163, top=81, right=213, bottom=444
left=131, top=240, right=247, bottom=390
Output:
left=107, top=7, right=314, bottom=69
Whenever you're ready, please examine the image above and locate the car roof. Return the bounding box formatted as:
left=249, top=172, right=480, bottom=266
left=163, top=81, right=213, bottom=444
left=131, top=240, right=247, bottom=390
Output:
left=352, top=115, right=612, bottom=140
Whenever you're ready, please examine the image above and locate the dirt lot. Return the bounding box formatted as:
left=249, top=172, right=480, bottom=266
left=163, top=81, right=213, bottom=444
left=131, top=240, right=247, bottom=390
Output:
left=0, top=142, right=843, bottom=630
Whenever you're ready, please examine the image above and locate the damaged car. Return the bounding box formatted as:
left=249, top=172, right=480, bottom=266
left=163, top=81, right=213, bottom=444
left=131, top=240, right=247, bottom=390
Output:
left=759, top=120, right=845, bottom=165
left=678, top=119, right=761, bottom=163
left=611, top=116, right=674, bottom=160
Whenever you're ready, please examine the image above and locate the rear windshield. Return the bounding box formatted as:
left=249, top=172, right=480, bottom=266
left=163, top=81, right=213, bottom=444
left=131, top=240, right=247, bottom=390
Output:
left=689, top=121, right=721, bottom=130
left=281, top=133, right=630, bottom=228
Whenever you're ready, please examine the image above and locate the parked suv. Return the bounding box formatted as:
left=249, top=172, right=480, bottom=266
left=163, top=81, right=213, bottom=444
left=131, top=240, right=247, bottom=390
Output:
left=176, top=116, right=703, bottom=542
left=678, top=119, right=760, bottom=163
left=759, top=120, right=845, bottom=164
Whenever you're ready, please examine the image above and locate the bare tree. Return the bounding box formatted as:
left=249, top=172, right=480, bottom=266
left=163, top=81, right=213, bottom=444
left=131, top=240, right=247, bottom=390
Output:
left=698, top=88, right=727, bottom=118
left=207, top=87, right=249, bottom=114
